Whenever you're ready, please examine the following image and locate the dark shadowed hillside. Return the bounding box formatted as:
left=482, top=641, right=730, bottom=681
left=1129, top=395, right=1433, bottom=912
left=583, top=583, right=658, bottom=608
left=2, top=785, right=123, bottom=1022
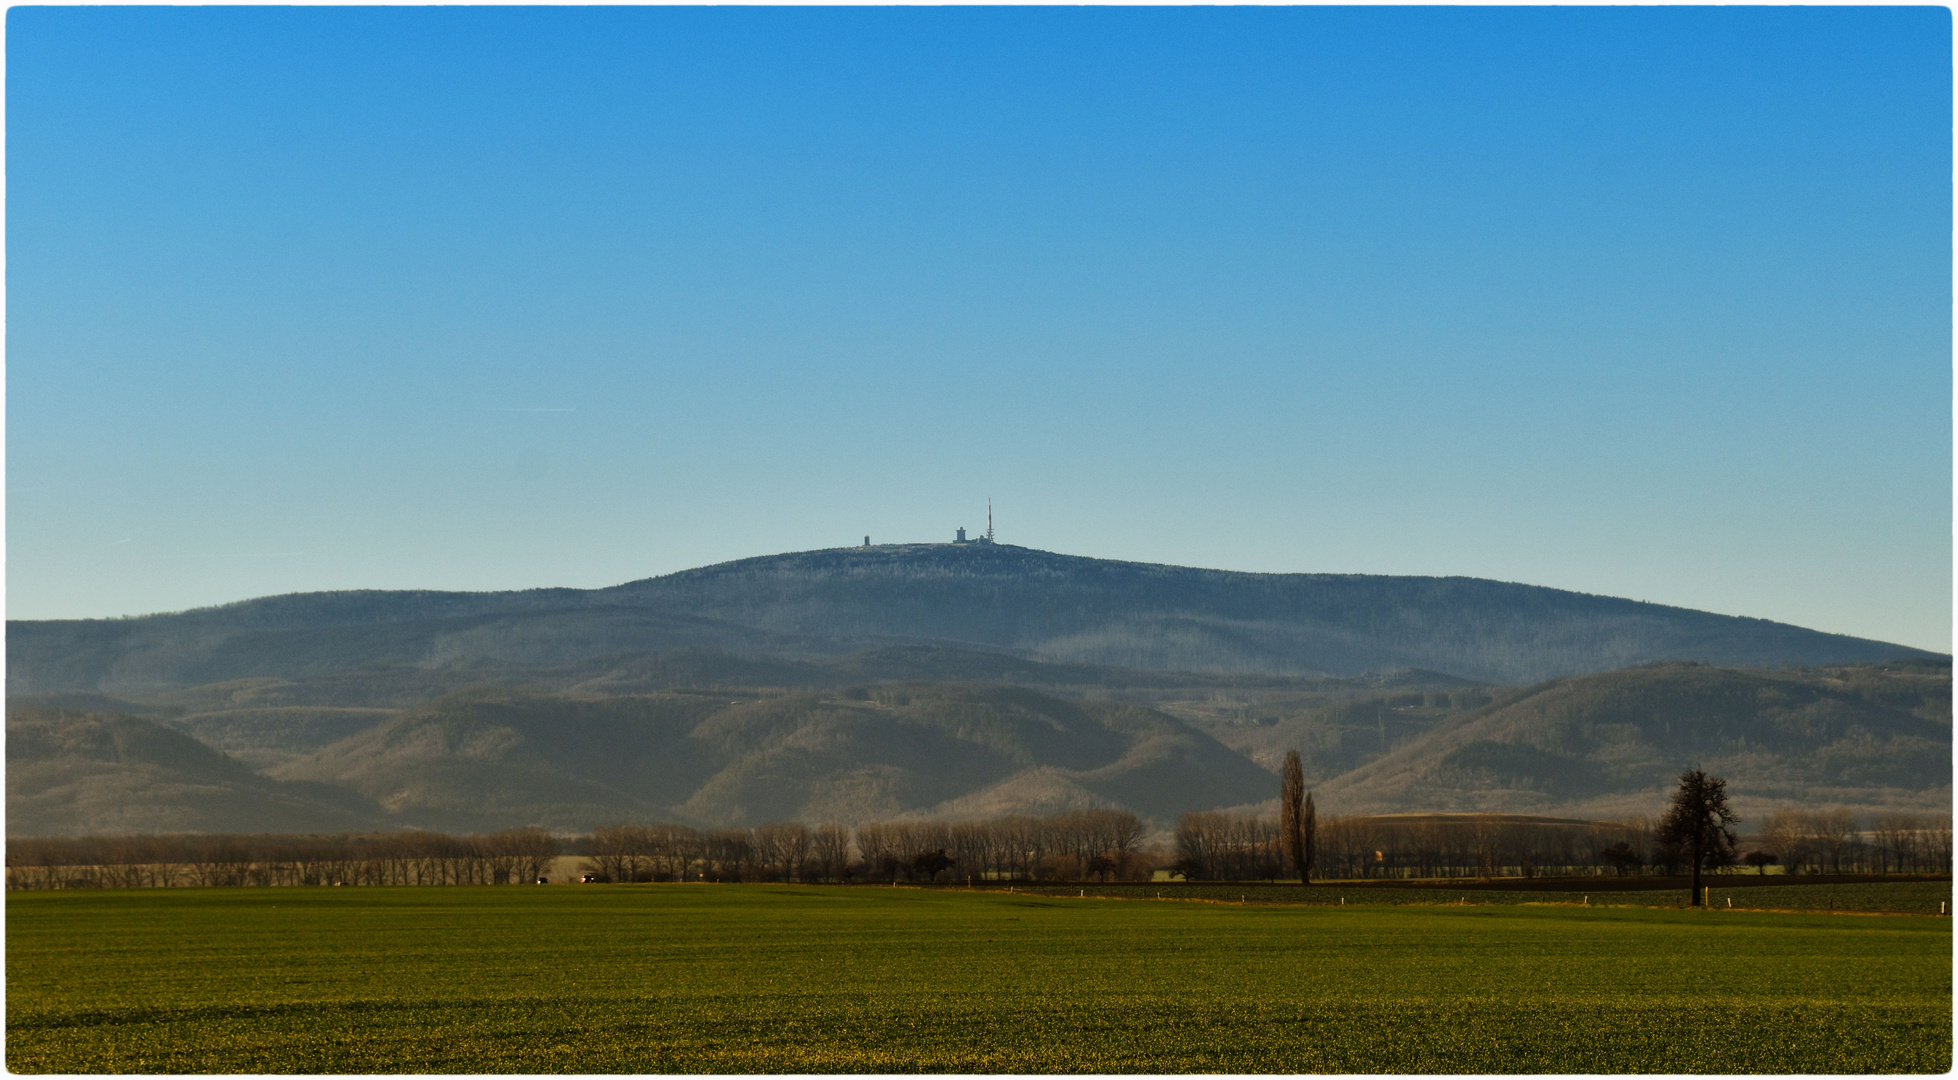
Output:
left=7, top=544, right=1934, bottom=694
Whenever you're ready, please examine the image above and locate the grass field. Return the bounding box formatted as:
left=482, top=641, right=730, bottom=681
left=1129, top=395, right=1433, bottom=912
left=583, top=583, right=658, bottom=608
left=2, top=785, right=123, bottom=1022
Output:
left=8, top=885, right=1950, bottom=1073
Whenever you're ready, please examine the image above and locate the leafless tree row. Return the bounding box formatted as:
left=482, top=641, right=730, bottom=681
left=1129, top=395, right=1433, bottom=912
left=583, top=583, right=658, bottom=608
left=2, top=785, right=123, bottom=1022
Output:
left=584, top=810, right=1151, bottom=884
left=855, top=810, right=1150, bottom=882
left=1174, top=811, right=1284, bottom=880
left=6, top=829, right=560, bottom=890
left=1310, top=815, right=1654, bottom=879
left=581, top=822, right=853, bottom=883
left=6, top=810, right=1156, bottom=889
left=1758, top=810, right=1952, bottom=874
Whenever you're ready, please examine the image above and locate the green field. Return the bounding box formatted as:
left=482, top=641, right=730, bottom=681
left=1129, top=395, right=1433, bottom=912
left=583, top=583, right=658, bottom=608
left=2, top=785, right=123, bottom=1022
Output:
left=8, top=885, right=1950, bottom=1073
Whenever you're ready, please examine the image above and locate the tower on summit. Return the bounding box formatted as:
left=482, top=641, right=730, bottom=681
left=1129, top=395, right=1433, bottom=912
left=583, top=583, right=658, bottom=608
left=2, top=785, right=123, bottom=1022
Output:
left=954, top=503, right=996, bottom=545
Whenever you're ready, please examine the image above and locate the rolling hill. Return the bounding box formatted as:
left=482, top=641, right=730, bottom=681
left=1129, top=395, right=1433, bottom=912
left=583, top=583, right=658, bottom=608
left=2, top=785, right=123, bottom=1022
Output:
left=6, top=544, right=1945, bottom=837
left=262, top=684, right=1278, bottom=832
left=1312, top=660, right=1952, bottom=819
left=7, top=657, right=1946, bottom=836
left=6, top=543, right=1935, bottom=694
left=6, top=706, right=388, bottom=837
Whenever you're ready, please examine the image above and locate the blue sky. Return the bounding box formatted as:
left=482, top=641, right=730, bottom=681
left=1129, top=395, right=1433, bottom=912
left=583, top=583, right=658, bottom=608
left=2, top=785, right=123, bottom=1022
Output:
left=7, top=6, right=1951, bottom=651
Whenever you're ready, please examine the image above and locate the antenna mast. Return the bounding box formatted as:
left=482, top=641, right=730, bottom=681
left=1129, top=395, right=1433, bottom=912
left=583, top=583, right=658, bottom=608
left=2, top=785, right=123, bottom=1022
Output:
left=986, top=499, right=994, bottom=543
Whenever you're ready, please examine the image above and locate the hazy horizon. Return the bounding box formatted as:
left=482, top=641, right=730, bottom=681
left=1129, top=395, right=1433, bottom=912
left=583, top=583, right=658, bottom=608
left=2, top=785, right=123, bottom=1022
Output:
left=8, top=7, right=1950, bottom=652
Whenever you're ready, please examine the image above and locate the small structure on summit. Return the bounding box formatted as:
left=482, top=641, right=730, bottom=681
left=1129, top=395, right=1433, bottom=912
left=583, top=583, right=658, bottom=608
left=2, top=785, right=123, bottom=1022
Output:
left=953, top=502, right=997, bottom=545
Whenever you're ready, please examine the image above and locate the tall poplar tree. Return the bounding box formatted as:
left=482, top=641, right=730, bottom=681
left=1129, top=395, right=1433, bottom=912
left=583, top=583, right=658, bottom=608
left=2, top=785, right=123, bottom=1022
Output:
left=1280, top=750, right=1316, bottom=884
left=1302, top=789, right=1317, bottom=883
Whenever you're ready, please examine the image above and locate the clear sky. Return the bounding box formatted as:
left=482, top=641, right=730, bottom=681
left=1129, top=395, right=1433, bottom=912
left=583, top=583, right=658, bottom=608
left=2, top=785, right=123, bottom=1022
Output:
left=7, top=6, right=1951, bottom=651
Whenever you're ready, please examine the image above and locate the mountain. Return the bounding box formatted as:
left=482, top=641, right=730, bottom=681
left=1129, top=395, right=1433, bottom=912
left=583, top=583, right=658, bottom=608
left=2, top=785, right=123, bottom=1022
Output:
left=7, top=544, right=1944, bottom=837
left=6, top=706, right=388, bottom=837
left=7, top=544, right=1936, bottom=694
left=1313, top=660, right=1952, bottom=819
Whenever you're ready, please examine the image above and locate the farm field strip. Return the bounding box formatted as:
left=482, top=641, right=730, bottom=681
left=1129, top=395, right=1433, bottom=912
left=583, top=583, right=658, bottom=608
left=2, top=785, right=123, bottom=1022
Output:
left=985, top=879, right=1954, bottom=913
left=8, top=885, right=1949, bottom=1073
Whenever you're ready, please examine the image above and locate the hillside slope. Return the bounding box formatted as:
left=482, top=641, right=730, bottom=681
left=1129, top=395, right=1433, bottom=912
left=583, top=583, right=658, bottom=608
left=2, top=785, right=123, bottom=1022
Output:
left=7, top=544, right=1935, bottom=693
left=1315, top=661, right=1952, bottom=818
left=6, top=645, right=1383, bottom=774
left=5, top=660, right=1947, bottom=835
left=6, top=706, right=388, bottom=837
left=264, top=684, right=1276, bottom=831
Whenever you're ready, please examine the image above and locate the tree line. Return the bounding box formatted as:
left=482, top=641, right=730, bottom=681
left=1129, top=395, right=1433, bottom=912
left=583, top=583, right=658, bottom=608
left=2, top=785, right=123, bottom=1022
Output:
left=6, top=828, right=561, bottom=890
left=1171, top=810, right=1658, bottom=881
left=583, top=810, right=1150, bottom=883
left=1758, top=808, right=1951, bottom=874
left=4, top=810, right=1154, bottom=890
left=8, top=804, right=1948, bottom=891
left=1171, top=804, right=1952, bottom=881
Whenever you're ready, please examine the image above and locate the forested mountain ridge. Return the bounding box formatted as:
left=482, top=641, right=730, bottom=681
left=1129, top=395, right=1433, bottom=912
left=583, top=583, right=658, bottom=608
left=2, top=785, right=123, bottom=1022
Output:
left=7, top=543, right=1935, bottom=693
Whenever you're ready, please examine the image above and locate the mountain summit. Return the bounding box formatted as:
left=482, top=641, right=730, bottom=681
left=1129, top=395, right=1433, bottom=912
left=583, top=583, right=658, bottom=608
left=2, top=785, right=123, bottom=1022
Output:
left=8, top=543, right=1933, bottom=694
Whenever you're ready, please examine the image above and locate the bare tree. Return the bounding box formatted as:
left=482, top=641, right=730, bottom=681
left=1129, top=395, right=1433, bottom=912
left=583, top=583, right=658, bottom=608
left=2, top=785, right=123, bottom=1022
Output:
left=810, top=824, right=850, bottom=882
left=1871, top=813, right=1916, bottom=873
left=1760, top=810, right=1814, bottom=874
left=1175, top=812, right=1220, bottom=881
left=752, top=823, right=811, bottom=882
left=584, top=825, right=650, bottom=883
left=855, top=822, right=901, bottom=881
left=1810, top=808, right=1860, bottom=873
left=704, top=829, right=753, bottom=881
left=495, top=827, right=561, bottom=883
